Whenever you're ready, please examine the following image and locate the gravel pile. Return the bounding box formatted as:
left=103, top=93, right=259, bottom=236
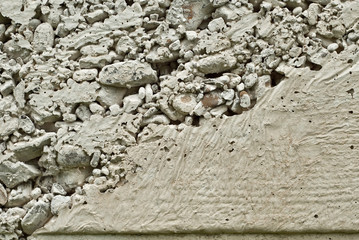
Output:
left=0, top=0, right=358, bottom=238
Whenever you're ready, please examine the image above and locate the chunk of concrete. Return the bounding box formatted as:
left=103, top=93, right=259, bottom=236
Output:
left=98, top=60, right=158, bottom=88
left=73, top=69, right=98, bottom=82
left=0, top=183, right=7, bottom=206
left=21, top=201, right=52, bottom=235
left=0, top=161, right=41, bottom=188
left=9, top=133, right=56, bottom=162
left=33, top=23, right=55, bottom=52
left=56, top=145, right=91, bottom=168
left=50, top=195, right=71, bottom=215
left=166, top=0, right=214, bottom=30
left=172, top=94, right=197, bottom=115
left=97, top=85, right=127, bottom=107
left=6, top=182, right=32, bottom=207
left=196, top=53, right=237, bottom=74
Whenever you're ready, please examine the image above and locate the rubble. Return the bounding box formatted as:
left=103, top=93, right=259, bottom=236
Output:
left=0, top=0, right=358, bottom=237
left=98, top=61, right=158, bottom=88
left=21, top=201, right=52, bottom=235
left=0, top=161, right=40, bottom=188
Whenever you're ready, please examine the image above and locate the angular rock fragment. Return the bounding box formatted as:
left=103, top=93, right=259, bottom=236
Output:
left=104, top=3, right=144, bottom=30
left=73, top=69, right=98, bottom=82
left=21, top=201, right=52, bottom=235
left=53, top=82, right=99, bottom=104
left=0, top=80, right=15, bottom=96
left=6, top=182, right=32, bottom=207
left=9, top=133, right=56, bottom=162
left=239, top=91, right=251, bottom=108
left=0, top=183, right=7, bottom=206
left=0, top=117, right=19, bottom=139
left=33, top=23, right=55, bottom=52
left=55, top=168, right=92, bottom=192
left=98, top=60, right=158, bottom=88
left=51, top=195, right=71, bottom=215
left=85, top=10, right=108, bottom=24
left=51, top=183, right=67, bottom=196
left=97, top=85, right=127, bottom=107
left=75, top=104, right=92, bottom=122
left=57, top=145, right=91, bottom=168
left=0, top=0, right=40, bottom=24
left=0, top=161, right=40, bottom=188
left=3, top=38, right=32, bottom=62
left=19, top=115, right=35, bottom=134
left=196, top=54, right=237, bottom=74
left=166, top=0, right=214, bottom=30
left=172, top=94, right=197, bottom=115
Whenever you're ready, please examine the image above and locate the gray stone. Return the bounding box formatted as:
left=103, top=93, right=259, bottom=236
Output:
left=98, top=60, right=158, bottom=88
left=33, top=23, right=55, bottom=52
left=21, top=201, right=52, bottom=235
left=6, top=182, right=32, bottom=207
left=57, top=145, right=91, bottom=168
left=0, top=161, right=41, bottom=188
left=172, top=94, right=197, bottom=115
left=73, top=69, right=98, bottom=82
left=50, top=195, right=71, bottom=215
left=9, top=133, right=56, bottom=162
left=196, top=53, right=237, bottom=74
left=97, top=85, right=127, bottom=107
left=19, top=115, right=36, bottom=134
left=0, top=183, right=7, bottom=206
left=166, top=0, right=214, bottom=30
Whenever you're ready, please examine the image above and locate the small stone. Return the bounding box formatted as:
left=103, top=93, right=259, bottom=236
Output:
left=9, top=133, right=56, bottom=162
left=139, top=87, right=146, bottom=99
left=0, top=80, right=15, bottom=96
left=109, top=104, right=121, bottom=116
left=31, top=188, right=42, bottom=200
left=122, top=94, right=143, bottom=113
left=0, top=183, right=7, bottom=206
left=185, top=31, right=198, bottom=41
left=196, top=53, right=237, bottom=74
left=33, top=23, right=54, bottom=52
left=21, top=201, right=52, bottom=234
left=98, top=60, right=158, bottom=88
left=172, top=94, right=197, bottom=115
left=51, top=195, right=71, bottom=215
left=97, top=86, right=127, bottom=107
left=89, top=102, right=105, bottom=114
left=0, top=161, right=41, bottom=188
left=208, top=17, right=226, bottom=32
left=6, top=182, right=32, bottom=207
left=236, top=83, right=245, bottom=92
left=145, top=84, right=154, bottom=103
left=210, top=105, right=228, bottom=117
left=85, top=9, right=108, bottom=24
left=239, top=91, right=251, bottom=108
left=293, top=7, right=302, bottom=16
left=75, top=104, right=92, bottom=122
left=142, top=114, right=171, bottom=126
left=51, top=183, right=67, bottom=195
left=57, top=145, right=91, bottom=168
left=243, top=73, right=258, bottom=88
left=19, top=115, right=35, bottom=134
left=73, top=69, right=98, bottom=82
left=221, top=89, right=235, bottom=100
left=90, top=151, right=101, bottom=168
left=169, top=40, right=181, bottom=51
left=327, top=43, right=339, bottom=53
left=101, top=166, right=110, bottom=176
